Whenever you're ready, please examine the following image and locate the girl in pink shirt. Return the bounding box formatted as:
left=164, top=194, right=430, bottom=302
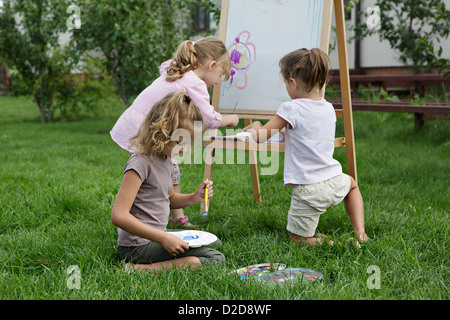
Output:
left=111, top=37, right=239, bottom=229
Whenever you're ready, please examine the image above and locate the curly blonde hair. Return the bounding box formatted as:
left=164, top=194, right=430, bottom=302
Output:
left=165, top=36, right=231, bottom=82
left=129, top=92, right=204, bottom=159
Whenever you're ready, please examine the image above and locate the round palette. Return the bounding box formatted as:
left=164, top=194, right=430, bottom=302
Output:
left=233, top=263, right=287, bottom=278
left=257, top=268, right=323, bottom=286
left=168, top=230, right=218, bottom=248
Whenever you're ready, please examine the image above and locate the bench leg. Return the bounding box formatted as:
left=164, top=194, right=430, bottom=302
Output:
left=414, top=113, right=425, bottom=130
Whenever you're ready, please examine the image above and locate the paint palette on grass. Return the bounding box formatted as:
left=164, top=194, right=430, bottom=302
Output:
left=233, top=263, right=287, bottom=279
left=257, top=268, right=323, bottom=287
left=168, top=230, right=218, bottom=248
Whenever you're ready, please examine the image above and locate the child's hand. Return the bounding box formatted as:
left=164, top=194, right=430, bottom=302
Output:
left=194, top=180, right=213, bottom=203
left=161, top=233, right=190, bottom=256
left=243, top=121, right=262, bottom=141
left=243, top=121, right=262, bottom=132
left=227, top=115, right=240, bottom=127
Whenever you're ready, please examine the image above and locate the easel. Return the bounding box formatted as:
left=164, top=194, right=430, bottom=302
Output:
left=202, top=0, right=356, bottom=205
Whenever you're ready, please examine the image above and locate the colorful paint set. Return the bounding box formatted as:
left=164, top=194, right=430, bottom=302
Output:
left=233, top=263, right=323, bottom=287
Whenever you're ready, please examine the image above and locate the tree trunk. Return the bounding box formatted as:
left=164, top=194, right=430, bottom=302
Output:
left=111, top=68, right=130, bottom=108
left=39, top=101, right=45, bottom=124
left=47, top=101, right=52, bottom=123
left=38, top=85, right=46, bottom=124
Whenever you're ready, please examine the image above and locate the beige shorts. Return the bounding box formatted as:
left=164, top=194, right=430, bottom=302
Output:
left=287, top=174, right=351, bottom=237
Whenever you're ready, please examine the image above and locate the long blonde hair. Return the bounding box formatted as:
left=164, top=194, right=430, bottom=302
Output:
left=129, top=92, right=204, bottom=159
left=165, top=36, right=231, bottom=82
left=279, top=48, right=330, bottom=92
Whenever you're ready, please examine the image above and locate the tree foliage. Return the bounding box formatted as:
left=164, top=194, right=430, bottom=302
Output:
left=0, top=0, right=77, bottom=123
left=355, top=0, right=450, bottom=75
left=0, top=0, right=218, bottom=122
left=70, top=0, right=217, bottom=108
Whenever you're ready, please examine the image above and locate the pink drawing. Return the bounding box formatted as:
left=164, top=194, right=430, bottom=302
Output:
left=226, top=31, right=256, bottom=90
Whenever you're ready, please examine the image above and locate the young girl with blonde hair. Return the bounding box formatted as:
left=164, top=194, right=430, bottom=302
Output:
left=111, top=37, right=239, bottom=229
left=245, top=48, right=369, bottom=247
left=111, top=91, right=225, bottom=272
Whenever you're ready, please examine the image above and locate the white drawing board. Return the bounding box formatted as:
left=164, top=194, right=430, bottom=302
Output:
left=216, top=0, right=332, bottom=114
left=203, top=0, right=357, bottom=206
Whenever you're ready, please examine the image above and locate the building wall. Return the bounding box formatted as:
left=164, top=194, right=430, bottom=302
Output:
left=328, top=0, right=450, bottom=71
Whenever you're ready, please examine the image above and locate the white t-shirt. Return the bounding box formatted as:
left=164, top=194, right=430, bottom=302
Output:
left=276, top=98, right=342, bottom=185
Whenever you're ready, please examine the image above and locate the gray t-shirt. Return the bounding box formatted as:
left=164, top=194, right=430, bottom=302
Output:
left=117, top=153, right=172, bottom=247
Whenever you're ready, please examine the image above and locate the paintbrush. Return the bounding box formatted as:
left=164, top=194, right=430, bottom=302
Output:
left=203, top=179, right=209, bottom=217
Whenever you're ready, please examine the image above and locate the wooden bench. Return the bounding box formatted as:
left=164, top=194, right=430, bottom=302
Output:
left=329, top=73, right=450, bottom=96
left=330, top=99, right=450, bottom=129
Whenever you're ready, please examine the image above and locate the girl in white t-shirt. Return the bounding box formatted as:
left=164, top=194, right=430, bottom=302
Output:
left=244, top=48, right=368, bottom=247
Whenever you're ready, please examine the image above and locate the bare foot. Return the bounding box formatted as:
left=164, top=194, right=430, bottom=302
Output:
left=358, top=233, right=370, bottom=242
left=289, top=232, right=335, bottom=246
left=346, top=237, right=361, bottom=248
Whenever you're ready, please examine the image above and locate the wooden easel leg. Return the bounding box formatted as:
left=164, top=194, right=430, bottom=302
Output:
left=204, top=147, right=215, bottom=180
left=244, top=119, right=262, bottom=203
left=334, top=0, right=357, bottom=183
left=249, top=149, right=261, bottom=203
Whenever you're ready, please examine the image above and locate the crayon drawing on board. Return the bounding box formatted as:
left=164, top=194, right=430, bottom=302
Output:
left=218, top=0, right=327, bottom=113
left=223, top=30, right=256, bottom=91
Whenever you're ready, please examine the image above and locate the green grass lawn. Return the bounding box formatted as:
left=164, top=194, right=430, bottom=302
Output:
left=0, top=95, right=448, bottom=300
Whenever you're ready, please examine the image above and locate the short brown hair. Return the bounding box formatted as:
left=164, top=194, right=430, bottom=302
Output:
left=279, top=48, right=330, bottom=92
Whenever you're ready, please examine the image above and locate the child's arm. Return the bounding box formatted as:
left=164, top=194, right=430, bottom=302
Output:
left=280, top=127, right=286, bottom=139
left=169, top=180, right=213, bottom=209
left=111, top=170, right=189, bottom=256
left=220, top=114, right=240, bottom=128
left=186, top=81, right=223, bottom=129
left=243, top=115, right=288, bottom=143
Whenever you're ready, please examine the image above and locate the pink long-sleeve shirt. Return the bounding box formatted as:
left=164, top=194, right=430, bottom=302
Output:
left=110, top=60, right=222, bottom=153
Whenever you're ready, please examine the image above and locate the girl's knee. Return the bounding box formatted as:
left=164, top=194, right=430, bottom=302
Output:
left=202, top=251, right=226, bottom=266
left=347, top=175, right=359, bottom=192
left=211, top=251, right=226, bottom=264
